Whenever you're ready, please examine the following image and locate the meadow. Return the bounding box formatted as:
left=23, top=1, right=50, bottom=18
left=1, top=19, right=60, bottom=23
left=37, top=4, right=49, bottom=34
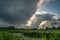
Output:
left=0, top=29, right=60, bottom=40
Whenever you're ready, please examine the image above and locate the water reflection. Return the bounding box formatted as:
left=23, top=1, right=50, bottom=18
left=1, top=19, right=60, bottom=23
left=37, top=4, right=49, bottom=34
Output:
left=10, top=33, right=42, bottom=40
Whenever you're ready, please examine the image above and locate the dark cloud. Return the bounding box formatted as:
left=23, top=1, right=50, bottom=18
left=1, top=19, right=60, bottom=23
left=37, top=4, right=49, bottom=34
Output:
left=0, top=19, right=11, bottom=27
left=41, top=13, right=54, bottom=20
left=0, top=0, right=40, bottom=25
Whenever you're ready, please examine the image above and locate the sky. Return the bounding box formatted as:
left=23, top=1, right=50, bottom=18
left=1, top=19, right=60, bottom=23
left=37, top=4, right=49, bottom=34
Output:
left=39, top=0, right=60, bottom=14
left=0, top=0, right=40, bottom=27
left=0, top=0, right=60, bottom=28
left=26, top=0, right=60, bottom=29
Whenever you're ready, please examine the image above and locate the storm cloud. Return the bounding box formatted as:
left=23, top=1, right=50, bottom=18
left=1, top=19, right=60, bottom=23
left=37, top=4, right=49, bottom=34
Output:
left=0, top=0, right=40, bottom=25
left=0, top=0, right=57, bottom=28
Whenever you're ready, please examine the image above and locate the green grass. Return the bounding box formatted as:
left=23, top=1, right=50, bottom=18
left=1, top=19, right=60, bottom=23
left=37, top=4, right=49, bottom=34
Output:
left=0, top=29, right=60, bottom=40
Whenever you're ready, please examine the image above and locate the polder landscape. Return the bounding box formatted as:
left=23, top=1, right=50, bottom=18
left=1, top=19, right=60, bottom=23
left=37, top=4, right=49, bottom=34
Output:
left=0, top=0, right=60, bottom=40
left=0, top=26, right=60, bottom=40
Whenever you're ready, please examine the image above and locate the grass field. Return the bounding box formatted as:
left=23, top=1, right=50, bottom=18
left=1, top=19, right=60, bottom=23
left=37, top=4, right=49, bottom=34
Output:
left=0, top=29, right=60, bottom=40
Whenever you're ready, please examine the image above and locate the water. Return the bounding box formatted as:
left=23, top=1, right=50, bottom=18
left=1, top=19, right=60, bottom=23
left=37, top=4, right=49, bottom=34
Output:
left=10, top=33, right=42, bottom=40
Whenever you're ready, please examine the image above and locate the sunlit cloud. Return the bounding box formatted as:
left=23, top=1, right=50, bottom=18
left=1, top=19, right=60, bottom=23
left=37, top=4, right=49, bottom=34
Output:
left=37, top=0, right=55, bottom=8
left=38, top=20, right=48, bottom=29
left=26, top=14, right=36, bottom=26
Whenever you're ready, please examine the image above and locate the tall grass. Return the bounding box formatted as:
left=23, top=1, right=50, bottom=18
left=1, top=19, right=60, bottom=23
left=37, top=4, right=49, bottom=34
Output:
left=0, top=29, right=60, bottom=40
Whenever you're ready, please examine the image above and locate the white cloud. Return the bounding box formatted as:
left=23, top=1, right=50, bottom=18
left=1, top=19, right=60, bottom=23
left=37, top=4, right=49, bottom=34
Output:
left=52, top=15, right=60, bottom=20
left=26, top=11, right=60, bottom=29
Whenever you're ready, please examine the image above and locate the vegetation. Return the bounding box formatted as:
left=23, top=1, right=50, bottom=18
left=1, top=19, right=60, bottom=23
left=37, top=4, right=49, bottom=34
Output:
left=0, top=29, right=60, bottom=40
left=0, top=26, right=60, bottom=40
